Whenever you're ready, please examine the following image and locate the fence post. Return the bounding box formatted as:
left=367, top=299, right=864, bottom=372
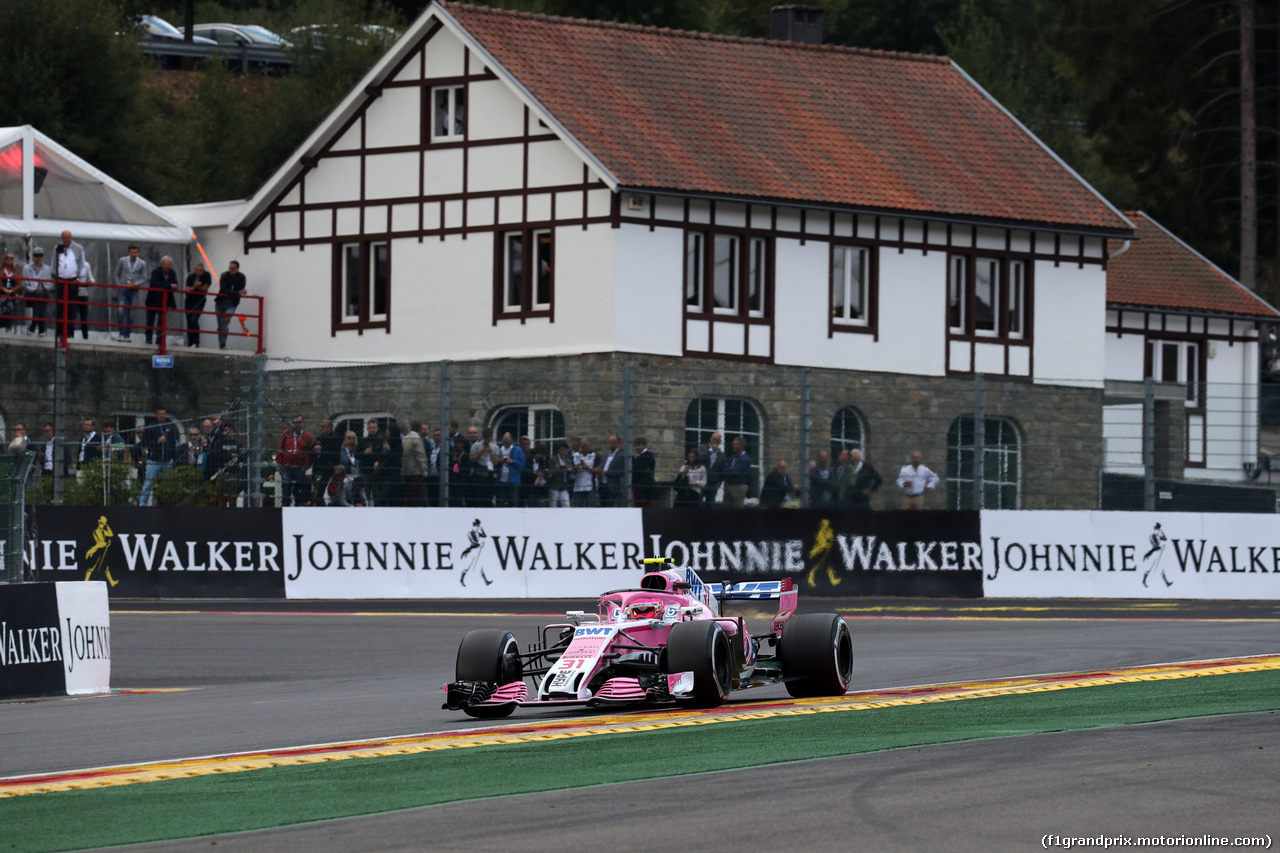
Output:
left=439, top=360, right=451, bottom=507
left=622, top=362, right=634, bottom=505
left=52, top=347, right=66, bottom=505
left=1143, top=376, right=1155, bottom=511
left=248, top=355, right=265, bottom=507
left=159, top=291, right=169, bottom=356
left=800, top=367, right=811, bottom=506
left=973, top=373, right=985, bottom=510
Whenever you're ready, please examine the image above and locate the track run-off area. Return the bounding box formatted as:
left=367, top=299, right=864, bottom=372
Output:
left=2, top=598, right=1279, bottom=851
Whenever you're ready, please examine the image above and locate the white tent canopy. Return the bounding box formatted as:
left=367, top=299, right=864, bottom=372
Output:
left=0, top=125, right=192, bottom=243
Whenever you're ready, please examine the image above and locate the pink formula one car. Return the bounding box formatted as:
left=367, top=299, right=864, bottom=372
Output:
left=442, top=559, right=854, bottom=718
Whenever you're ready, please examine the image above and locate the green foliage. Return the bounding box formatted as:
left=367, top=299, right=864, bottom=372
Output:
left=59, top=461, right=139, bottom=507
left=131, top=0, right=404, bottom=204
left=29, top=474, right=53, bottom=507
left=12, top=0, right=1277, bottom=306
left=153, top=464, right=215, bottom=506
left=3, top=0, right=150, bottom=190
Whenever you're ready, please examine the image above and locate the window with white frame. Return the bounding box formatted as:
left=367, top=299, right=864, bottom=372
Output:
left=432, top=86, right=466, bottom=141
left=831, top=245, right=870, bottom=326
left=1007, top=260, right=1026, bottom=339
left=973, top=257, right=999, bottom=335
left=1146, top=339, right=1202, bottom=407
left=496, top=229, right=553, bottom=320
left=948, top=255, right=967, bottom=333
left=949, top=254, right=1029, bottom=341
left=685, top=230, right=771, bottom=319
left=713, top=234, right=738, bottom=313
left=746, top=236, right=766, bottom=317
left=490, top=405, right=565, bottom=451
left=830, top=406, right=866, bottom=459
left=946, top=416, right=1020, bottom=509
left=334, top=241, right=389, bottom=331
left=686, top=397, right=763, bottom=496
left=685, top=232, right=705, bottom=311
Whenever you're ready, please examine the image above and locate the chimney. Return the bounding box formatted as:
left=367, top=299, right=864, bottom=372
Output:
left=770, top=5, right=824, bottom=45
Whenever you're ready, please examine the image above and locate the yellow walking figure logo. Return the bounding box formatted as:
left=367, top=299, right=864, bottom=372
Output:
left=806, top=518, right=840, bottom=587
left=84, top=515, right=118, bottom=587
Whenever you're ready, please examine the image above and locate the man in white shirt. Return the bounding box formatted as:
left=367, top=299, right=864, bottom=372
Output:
left=571, top=438, right=599, bottom=507
left=38, top=423, right=56, bottom=475
left=703, top=431, right=725, bottom=505
left=53, top=230, right=89, bottom=340
left=896, top=451, right=940, bottom=510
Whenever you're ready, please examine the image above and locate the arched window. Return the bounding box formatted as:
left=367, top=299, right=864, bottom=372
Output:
left=489, top=405, right=565, bottom=451
left=686, top=397, right=763, bottom=496
left=830, top=406, right=866, bottom=460
left=946, top=417, right=1020, bottom=509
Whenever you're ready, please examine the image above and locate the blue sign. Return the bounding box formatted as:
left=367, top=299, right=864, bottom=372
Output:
left=152, top=355, right=175, bottom=369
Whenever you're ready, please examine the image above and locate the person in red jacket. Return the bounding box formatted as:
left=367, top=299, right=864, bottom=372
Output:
left=277, top=415, right=316, bottom=506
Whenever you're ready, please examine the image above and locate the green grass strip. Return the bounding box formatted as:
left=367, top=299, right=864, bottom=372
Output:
left=5, top=670, right=1280, bottom=852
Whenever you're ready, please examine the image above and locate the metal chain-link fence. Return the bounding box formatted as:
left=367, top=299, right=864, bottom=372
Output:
left=2, top=344, right=1275, bottom=512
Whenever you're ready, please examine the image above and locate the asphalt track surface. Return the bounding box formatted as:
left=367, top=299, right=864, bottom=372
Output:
left=4, top=598, right=1280, bottom=850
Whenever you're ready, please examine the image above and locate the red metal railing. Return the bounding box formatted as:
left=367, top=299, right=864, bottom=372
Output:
left=0, top=276, right=264, bottom=354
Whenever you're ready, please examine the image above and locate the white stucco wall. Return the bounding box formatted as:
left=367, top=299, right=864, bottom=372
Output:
left=1033, top=260, right=1106, bottom=386
left=614, top=224, right=682, bottom=356
left=235, top=222, right=617, bottom=363
left=772, top=243, right=947, bottom=375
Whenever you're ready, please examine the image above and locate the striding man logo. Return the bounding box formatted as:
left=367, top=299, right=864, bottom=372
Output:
left=1141, top=522, right=1173, bottom=589
left=806, top=518, right=840, bottom=588
left=84, top=515, right=118, bottom=587
left=459, top=518, right=491, bottom=587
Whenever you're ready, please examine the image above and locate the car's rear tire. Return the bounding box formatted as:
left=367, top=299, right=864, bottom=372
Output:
left=456, top=629, right=522, bottom=718
left=780, top=613, right=853, bottom=698
left=668, top=621, right=732, bottom=707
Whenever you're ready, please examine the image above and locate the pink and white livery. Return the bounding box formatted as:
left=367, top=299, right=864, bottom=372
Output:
left=442, top=558, right=854, bottom=718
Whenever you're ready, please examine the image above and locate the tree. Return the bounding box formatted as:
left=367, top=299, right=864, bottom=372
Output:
left=4, top=0, right=151, bottom=192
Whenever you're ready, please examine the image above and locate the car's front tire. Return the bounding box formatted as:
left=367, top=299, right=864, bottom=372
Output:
left=455, top=628, right=522, bottom=718
left=779, top=613, right=853, bottom=698
left=668, top=621, right=732, bottom=707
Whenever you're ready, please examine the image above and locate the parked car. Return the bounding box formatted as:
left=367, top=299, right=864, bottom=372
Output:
left=191, top=23, right=290, bottom=48
left=140, top=15, right=217, bottom=44
left=287, top=23, right=399, bottom=49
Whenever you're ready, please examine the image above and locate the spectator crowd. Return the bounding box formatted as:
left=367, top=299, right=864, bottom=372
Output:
left=0, top=231, right=250, bottom=348
left=6, top=412, right=942, bottom=511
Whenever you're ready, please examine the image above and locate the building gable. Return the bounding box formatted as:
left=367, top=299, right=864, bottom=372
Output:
left=237, top=9, right=613, bottom=250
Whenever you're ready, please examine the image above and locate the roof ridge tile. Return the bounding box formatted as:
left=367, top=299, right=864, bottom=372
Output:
left=442, top=1, right=950, bottom=64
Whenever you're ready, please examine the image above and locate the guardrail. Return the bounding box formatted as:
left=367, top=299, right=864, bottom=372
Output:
left=138, top=38, right=290, bottom=73
left=0, top=276, right=264, bottom=354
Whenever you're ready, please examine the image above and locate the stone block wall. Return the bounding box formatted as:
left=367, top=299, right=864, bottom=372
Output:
left=262, top=352, right=1104, bottom=510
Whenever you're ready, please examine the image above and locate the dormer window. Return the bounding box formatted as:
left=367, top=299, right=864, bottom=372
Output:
left=432, top=86, right=466, bottom=141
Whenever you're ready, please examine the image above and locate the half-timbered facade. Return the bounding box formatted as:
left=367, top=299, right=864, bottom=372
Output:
left=1104, top=212, right=1279, bottom=481
left=171, top=2, right=1153, bottom=508
left=212, top=1, right=1129, bottom=380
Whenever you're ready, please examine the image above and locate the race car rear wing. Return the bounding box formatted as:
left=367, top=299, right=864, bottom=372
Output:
left=706, top=579, right=793, bottom=600
left=708, top=578, right=798, bottom=634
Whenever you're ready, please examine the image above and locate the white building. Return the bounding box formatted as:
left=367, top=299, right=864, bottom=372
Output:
left=173, top=2, right=1145, bottom=508
left=184, top=2, right=1131, bottom=380
left=1104, top=211, right=1279, bottom=482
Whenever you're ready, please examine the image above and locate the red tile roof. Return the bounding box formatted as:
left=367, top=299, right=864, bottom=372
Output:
left=1107, top=212, right=1279, bottom=319
left=444, top=2, right=1131, bottom=234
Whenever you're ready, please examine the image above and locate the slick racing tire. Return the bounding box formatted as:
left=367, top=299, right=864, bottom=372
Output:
left=455, top=629, right=523, bottom=718
left=667, top=621, right=732, bottom=707
left=779, top=613, right=853, bottom=698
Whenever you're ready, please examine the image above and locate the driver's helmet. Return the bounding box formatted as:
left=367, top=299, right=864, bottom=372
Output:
left=625, top=599, right=664, bottom=620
